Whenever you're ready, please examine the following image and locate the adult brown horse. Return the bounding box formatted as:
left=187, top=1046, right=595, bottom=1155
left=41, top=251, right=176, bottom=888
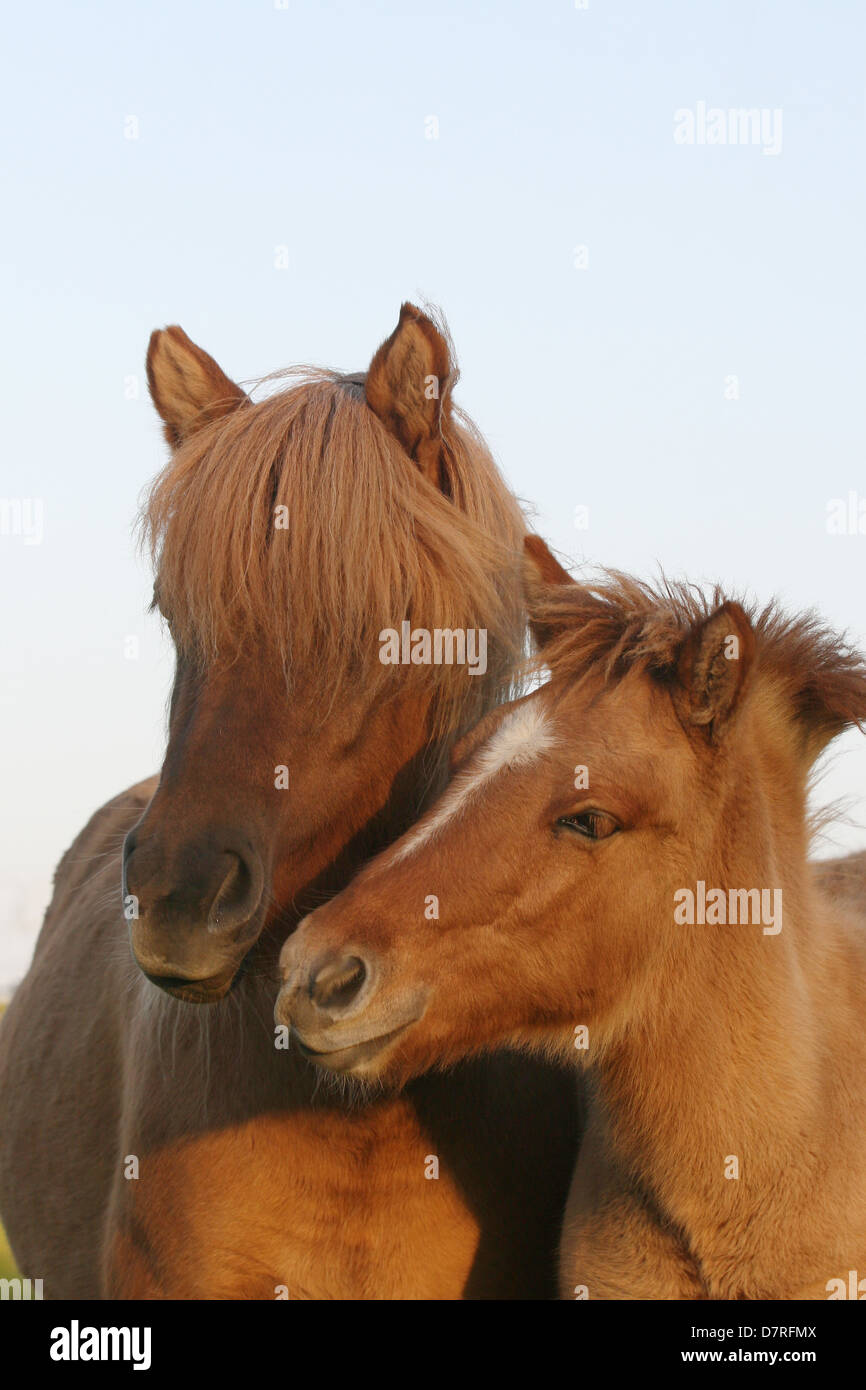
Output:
left=0, top=312, right=580, bottom=1298
left=278, top=537, right=866, bottom=1299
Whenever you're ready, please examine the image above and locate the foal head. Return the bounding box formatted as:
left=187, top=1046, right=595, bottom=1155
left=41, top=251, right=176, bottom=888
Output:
left=122, top=306, right=525, bottom=1002
left=277, top=538, right=866, bottom=1079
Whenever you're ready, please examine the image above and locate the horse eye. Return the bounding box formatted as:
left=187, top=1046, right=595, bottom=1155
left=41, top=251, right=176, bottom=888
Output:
left=556, top=810, right=619, bottom=841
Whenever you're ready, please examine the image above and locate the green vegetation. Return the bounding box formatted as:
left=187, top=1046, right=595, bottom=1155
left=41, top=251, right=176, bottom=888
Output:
left=0, top=1002, right=21, bottom=1278
left=0, top=1224, right=17, bottom=1280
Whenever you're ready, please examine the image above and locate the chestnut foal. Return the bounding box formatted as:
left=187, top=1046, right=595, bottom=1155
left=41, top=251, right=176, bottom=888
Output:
left=0, top=319, right=579, bottom=1299
left=279, top=537, right=866, bottom=1300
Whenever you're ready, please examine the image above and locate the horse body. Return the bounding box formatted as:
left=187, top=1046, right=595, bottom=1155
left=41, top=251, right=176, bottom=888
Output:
left=0, top=786, right=149, bottom=1298
left=0, top=314, right=580, bottom=1299
left=278, top=537, right=866, bottom=1300
left=2, top=779, right=575, bottom=1299
left=105, top=994, right=568, bottom=1301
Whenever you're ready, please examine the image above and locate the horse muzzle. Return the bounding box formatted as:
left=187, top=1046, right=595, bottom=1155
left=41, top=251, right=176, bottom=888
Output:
left=123, top=826, right=267, bottom=1001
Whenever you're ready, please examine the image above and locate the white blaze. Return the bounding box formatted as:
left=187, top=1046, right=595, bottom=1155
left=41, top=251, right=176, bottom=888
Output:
left=388, top=702, right=555, bottom=864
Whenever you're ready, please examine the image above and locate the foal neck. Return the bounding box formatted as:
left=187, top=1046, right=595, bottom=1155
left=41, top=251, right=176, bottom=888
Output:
left=589, top=801, right=865, bottom=1296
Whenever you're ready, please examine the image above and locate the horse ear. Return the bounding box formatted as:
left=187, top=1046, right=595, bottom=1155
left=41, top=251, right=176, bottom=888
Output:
left=673, top=601, right=756, bottom=743
left=365, top=303, right=453, bottom=488
left=522, top=535, right=576, bottom=651
left=147, top=326, right=249, bottom=449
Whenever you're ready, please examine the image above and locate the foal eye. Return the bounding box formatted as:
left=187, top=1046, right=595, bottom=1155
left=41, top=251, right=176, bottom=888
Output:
left=556, top=810, right=619, bottom=841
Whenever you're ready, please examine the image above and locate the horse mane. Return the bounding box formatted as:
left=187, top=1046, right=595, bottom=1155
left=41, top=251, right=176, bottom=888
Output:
left=140, top=361, right=527, bottom=735
left=530, top=569, right=866, bottom=746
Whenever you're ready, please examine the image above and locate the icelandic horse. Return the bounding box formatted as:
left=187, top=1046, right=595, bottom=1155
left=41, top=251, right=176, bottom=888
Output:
left=278, top=536, right=866, bottom=1300
left=0, top=313, right=580, bottom=1298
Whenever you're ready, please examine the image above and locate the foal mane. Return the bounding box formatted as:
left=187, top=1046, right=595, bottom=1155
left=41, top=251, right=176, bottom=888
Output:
left=141, top=362, right=527, bottom=735
left=531, top=570, right=866, bottom=747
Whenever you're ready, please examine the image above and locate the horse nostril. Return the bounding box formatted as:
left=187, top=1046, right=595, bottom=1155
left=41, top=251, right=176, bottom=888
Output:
left=208, top=853, right=246, bottom=928
left=310, top=955, right=368, bottom=1015
left=206, top=849, right=263, bottom=935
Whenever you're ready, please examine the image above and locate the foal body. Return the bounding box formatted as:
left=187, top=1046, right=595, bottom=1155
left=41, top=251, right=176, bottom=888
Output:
left=278, top=538, right=866, bottom=1300
left=561, top=860, right=866, bottom=1300
left=0, top=319, right=578, bottom=1299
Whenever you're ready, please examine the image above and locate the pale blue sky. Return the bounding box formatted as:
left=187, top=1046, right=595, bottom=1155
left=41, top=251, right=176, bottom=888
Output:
left=2, top=0, right=865, bottom=990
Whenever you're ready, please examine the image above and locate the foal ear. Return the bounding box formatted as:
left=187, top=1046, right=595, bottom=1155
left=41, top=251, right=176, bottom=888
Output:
left=673, top=601, right=756, bottom=743
left=365, top=303, right=453, bottom=488
left=147, top=325, right=249, bottom=449
left=522, top=535, right=576, bottom=651
left=788, top=628, right=866, bottom=763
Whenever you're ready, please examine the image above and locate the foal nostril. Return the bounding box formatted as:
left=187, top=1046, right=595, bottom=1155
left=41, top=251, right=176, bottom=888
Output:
left=310, top=955, right=368, bottom=1015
